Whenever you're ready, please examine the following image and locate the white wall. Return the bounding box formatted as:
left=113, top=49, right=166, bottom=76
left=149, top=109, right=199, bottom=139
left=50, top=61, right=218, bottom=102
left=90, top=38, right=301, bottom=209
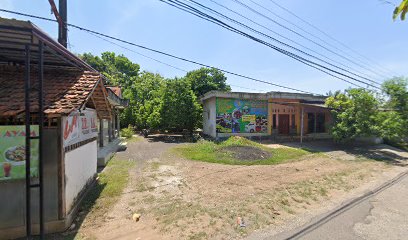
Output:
left=64, top=140, right=97, bottom=214
left=202, top=97, right=216, bottom=138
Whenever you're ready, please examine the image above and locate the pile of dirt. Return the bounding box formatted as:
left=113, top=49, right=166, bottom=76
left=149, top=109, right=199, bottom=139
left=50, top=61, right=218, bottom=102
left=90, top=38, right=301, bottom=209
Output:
left=222, top=145, right=272, bottom=161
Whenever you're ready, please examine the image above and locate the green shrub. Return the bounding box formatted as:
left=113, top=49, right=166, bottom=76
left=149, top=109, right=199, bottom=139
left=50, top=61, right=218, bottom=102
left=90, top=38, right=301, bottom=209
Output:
left=120, top=125, right=134, bottom=139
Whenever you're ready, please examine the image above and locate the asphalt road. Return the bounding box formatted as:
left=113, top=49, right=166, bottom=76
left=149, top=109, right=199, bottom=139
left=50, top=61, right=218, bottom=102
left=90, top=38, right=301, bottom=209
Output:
left=270, top=172, right=408, bottom=240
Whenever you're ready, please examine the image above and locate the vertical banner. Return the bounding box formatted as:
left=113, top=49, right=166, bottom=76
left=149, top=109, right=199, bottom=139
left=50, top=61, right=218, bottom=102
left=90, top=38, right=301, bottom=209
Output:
left=0, top=126, right=39, bottom=180
left=63, top=109, right=98, bottom=147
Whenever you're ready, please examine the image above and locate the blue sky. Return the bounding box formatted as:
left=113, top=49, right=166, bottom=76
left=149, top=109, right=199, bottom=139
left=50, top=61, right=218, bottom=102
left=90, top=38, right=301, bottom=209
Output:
left=1, top=0, right=407, bottom=94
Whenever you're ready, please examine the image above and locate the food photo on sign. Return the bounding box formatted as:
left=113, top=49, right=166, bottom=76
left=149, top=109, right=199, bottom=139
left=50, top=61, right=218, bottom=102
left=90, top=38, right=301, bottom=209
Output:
left=0, top=126, right=39, bottom=180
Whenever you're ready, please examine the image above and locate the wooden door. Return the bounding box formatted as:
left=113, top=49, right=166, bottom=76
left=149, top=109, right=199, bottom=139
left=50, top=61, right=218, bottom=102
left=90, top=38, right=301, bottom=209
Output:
left=278, top=114, right=290, bottom=135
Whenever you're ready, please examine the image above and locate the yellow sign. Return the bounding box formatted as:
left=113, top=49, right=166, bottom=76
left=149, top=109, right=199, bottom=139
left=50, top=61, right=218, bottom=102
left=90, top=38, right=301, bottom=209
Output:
left=242, top=115, right=256, bottom=122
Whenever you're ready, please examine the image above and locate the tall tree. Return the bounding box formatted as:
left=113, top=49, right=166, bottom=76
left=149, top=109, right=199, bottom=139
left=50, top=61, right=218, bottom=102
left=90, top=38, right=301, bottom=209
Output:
left=159, top=78, right=201, bottom=131
left=80, top=52, right=140, bottom=88
left=378, top=77, right=408, bottom=142
left=382, top=77, right=408, bottom=120
left=185, top=67, right=231, bottom=97
left=326, top=88, right=380, bottom=142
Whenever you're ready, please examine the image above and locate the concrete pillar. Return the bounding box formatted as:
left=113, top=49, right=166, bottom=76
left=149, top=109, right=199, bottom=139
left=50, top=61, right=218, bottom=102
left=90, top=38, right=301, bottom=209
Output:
left=112, top=111, right=116, bottom=139
left=99, top=119, right=104, bottom=147
left=108, top=119, right=112, bottom=142
left=117, top=112, right=120, bottom=137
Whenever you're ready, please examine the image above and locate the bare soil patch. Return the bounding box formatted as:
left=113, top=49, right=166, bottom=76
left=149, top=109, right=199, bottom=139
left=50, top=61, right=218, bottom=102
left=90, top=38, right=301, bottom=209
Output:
left=222, top=145, right=272, bottom=161
left=68, top=139, right=406, bottom=240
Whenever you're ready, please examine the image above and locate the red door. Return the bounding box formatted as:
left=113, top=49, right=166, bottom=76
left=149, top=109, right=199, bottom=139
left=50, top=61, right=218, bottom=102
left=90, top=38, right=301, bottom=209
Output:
left=278, top=114, right=290, bottom=135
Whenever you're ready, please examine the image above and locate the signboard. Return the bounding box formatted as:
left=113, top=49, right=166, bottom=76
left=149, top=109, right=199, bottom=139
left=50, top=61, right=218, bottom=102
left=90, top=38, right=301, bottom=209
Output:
left=0, top=125, right=39, bottom=180
left=242, top=115, right=256, bottom=123
left=216, top=98, right=268, bottom=133
left=63, top=109, right=98, bottom=147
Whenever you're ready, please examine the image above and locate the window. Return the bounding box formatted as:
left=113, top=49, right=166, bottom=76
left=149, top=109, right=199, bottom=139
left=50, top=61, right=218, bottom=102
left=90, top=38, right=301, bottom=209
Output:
left=292, top=114, right=295, bottom=128
left=273, top=114, right=276, bottom=129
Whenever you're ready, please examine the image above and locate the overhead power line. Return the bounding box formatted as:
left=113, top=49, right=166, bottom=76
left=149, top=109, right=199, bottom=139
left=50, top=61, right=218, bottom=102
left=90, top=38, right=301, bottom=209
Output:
left=206, top=0, right=378, bottom=84
left=87, top=31, right=269, bottom=93
left=229, top=0, right=391, bottom=81
left=265, top=0, right=395, bottom=77
left=0, top=8, right=323, bottom=95
left=160, top=0, right=380, bottom=89
left=185, top=0, right=380, bottom=86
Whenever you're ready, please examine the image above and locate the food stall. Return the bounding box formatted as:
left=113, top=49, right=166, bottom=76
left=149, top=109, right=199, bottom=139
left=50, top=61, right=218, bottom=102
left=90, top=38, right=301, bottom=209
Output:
left=0, top=18, right=120, bottom=239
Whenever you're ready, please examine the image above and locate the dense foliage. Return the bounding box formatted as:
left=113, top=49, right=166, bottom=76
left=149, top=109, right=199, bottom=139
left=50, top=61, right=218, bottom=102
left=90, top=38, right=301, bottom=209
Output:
left=80, top=52, right=230, bottom=132
left=326, top=89, right=379, bottom=141
left=326, top=78, right=408, bottom=143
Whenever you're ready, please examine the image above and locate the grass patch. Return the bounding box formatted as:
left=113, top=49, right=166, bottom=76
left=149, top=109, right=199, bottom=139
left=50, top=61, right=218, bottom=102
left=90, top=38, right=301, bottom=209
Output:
left=174, top=136, right=310, bottom=165
left=80, top=158, right=136, bottom=220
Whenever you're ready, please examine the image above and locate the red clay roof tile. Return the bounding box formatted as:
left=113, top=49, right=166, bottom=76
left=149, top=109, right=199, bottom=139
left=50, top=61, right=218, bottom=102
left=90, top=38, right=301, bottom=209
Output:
left=0, top=65, right=105, bottom=117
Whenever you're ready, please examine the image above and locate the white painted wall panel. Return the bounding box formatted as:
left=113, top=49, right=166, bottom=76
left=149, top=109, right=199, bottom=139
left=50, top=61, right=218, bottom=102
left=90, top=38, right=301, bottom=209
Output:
left=202, top=97, right=216, bottom=138
left=64, top=140, right=97, bottom=214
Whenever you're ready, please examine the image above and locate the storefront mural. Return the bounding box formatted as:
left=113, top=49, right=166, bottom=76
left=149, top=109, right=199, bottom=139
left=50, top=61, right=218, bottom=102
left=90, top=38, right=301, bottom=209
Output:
left=63, top=109, right=98, bottom=147
left=216, top=98, right=268, bottom=133
left=0, top=125, right=39, bottom=180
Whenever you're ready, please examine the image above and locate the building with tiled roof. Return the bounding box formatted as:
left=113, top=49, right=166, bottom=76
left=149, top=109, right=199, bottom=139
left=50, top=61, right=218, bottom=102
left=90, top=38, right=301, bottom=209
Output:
left=0, top=18, right=128, bottom=238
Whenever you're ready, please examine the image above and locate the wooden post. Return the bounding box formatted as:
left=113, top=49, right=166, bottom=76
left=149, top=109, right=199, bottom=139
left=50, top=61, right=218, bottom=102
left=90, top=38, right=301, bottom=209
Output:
left=300, top=107, right=304, bottom=144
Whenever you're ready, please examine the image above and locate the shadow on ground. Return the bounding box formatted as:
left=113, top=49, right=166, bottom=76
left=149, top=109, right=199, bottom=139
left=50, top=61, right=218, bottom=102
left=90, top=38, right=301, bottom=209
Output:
left=144, top=133, right=197, bottom=144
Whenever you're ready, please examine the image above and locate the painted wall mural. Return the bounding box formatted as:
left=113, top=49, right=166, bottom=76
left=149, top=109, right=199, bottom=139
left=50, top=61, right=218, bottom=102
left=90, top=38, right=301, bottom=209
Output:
left=216, top=98, right=268, bottom=134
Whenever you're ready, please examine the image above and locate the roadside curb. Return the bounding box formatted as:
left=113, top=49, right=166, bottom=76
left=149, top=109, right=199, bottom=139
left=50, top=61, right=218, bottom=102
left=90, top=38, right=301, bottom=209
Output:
left=276, top=169, right=408, bottom=240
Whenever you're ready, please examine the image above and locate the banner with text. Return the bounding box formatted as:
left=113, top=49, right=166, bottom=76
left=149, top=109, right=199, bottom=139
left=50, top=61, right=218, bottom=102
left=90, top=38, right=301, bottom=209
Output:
left=63, top=109, right=98, bottom=147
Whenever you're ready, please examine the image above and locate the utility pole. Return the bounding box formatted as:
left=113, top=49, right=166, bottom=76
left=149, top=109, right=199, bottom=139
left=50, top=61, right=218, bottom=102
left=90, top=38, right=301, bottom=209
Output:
left=48, top=0, right=67, bottom=47
left=58, top=0, right=67, bottom=48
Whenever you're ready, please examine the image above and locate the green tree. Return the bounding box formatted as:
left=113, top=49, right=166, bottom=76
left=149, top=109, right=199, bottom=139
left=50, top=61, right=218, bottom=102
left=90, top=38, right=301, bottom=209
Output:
left=377, top=78, right=408, bottom=142
left=130, top=71, right=165, bottom=129
left=80, top=52, right=140, bottom=88
left=81, top=53, right=230, bottom=132
left=382, top=77, right=408, bottom=120
left=159, top=78, right=201, bottom=131
left=185, top=67, right=231, bottom=97
left=393, top=0, right=408, bottom=21
left=326, top=88, right=380, bottom=142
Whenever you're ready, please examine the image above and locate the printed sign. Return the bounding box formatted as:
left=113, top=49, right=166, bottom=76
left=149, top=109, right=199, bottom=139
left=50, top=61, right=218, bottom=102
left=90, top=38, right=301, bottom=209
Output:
left=216, top=98, right=268, bottom=134
left=0, top=125, right=39, bottom=180
left=242, top=115, right=256, bottom=123
left=63, top=109, right=98, bottom=147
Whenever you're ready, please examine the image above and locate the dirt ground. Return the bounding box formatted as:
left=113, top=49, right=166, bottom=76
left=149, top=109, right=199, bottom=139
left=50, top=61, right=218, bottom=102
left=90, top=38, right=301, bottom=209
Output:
left=71, top=137, right=408, bottom=240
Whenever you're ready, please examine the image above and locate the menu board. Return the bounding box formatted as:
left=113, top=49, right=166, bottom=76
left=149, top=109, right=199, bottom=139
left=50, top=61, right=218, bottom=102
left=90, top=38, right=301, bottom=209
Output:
left=63, top=109, right=98, bottom=147
left=0, top=125, right=39, bottom=180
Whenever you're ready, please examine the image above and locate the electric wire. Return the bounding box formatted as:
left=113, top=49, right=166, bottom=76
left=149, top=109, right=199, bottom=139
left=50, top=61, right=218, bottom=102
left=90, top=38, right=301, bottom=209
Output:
left=183, top=0, right=380, bottom=86
left=160, top=0, right=374, bottom=89
left=0, top=8, right=324, bottom=95
left=229, top=0, right=390, bottom=81
left=205, top=0, right=379, bottom=84
left=265, top=0, right=395, bottom=77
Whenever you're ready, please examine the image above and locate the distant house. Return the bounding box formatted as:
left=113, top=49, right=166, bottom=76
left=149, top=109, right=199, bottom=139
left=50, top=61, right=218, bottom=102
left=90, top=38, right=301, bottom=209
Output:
left=0, top=18, right=127, bottom=238
left=200, top=91, right=332, bottom=140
